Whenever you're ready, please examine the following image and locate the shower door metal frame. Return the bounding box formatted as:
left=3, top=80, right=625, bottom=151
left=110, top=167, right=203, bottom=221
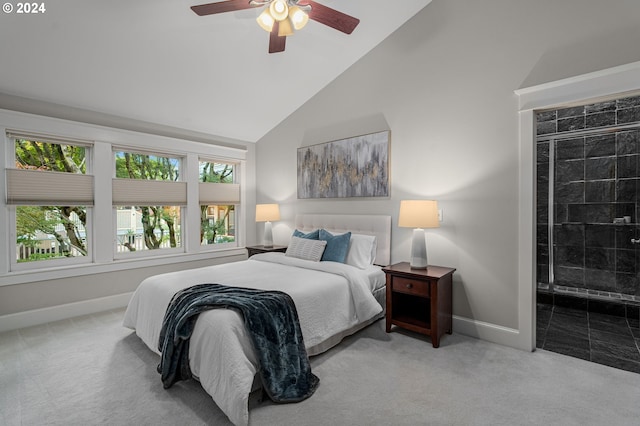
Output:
left=536, top=122, right=640, bottom=291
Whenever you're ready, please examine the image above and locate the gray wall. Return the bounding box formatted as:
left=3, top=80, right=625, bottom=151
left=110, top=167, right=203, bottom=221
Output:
left=0, top=255, right=246, bottom=315
left=255, top=0, right=640, bottom=332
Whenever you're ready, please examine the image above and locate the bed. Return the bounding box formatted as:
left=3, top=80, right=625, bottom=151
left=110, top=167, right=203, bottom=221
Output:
left=122, top=214, right=391, bottom=426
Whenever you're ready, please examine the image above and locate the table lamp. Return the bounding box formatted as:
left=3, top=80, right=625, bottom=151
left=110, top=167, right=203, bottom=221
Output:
left=398, top=200, right=439, bottom=269
left=255, top=204, right=280, bottom=247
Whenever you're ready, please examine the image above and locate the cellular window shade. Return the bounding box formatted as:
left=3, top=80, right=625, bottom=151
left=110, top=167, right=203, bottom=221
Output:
left=199, top=182, right=240, bottom=204
left=112, top=179, right=187, bottom=206
left=6, top=130, right=91, bottom=147
left=6, top=168, right=94, bottom=206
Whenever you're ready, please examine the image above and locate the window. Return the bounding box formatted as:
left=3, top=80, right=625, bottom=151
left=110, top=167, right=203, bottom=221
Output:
left=8, top=137, right=92, bottom=268
left=115, top=205, right=182, bottom=253
left=199, top=160, right=240, bottom=247
left=16, top=206, right=88, bottom=262
left=201, top=204, right=235, bottom=245
left=113, top=151, right=184, bottom=255
left=2, top=116, right=246, bottom=280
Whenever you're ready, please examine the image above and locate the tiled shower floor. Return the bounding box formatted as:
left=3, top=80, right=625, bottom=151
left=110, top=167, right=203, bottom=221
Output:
left=537, top=303, right=640, bottom=373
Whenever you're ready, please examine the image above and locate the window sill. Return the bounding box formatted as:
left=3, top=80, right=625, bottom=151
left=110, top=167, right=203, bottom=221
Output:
left=0, top=247, right=248, bottom=287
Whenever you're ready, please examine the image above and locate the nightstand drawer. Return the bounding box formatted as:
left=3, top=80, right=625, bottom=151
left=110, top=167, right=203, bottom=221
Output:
left=392, top=276, right=430, bottom=297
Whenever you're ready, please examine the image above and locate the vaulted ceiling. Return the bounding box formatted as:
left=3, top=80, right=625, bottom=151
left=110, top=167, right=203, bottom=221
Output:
left=0, top=0, right=431, bottom=142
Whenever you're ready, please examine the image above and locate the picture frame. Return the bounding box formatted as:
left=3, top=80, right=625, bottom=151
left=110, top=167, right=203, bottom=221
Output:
left=297, top=130, right=390, bottom=199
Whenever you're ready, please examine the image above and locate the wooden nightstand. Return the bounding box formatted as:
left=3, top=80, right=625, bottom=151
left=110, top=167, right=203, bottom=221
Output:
left=383, top=262, right=456, bottom=348
left=246, top=245, right=287, bottom=257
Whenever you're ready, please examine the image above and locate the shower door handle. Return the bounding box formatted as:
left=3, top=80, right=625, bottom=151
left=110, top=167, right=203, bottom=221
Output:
left=631, top=238, right=640, bottom=244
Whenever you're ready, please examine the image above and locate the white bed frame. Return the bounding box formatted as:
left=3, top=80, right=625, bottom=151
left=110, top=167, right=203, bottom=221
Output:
left=294, top=214, right=392, bottom=266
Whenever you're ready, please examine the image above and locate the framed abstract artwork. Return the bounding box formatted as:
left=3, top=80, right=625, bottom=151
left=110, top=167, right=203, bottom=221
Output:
left=297, top=130, right=390, bottom=199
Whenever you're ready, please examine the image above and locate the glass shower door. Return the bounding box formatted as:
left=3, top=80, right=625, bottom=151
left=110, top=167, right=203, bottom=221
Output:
left=551, top=129, right=640, bottom=299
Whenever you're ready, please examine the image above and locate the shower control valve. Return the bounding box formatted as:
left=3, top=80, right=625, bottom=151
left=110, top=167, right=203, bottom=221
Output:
left=631, top=238, right=640, bottom=244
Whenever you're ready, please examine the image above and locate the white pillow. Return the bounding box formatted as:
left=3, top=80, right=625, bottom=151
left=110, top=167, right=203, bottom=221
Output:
left=345, top=233, right=377, bottom=269
left=318, top=230, right=377, bottom=269
left=285, top=236, right=327, bottom=262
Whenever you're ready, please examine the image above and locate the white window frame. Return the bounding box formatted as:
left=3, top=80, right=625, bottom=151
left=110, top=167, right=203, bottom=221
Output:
left=7, top=136, right=94, bottom=272
left=0, top=109, right=248, bottom=287
left=198, top=158, right=240, bottom=251
left=112, top=148, right=187, bottom=260
left=8, top=206, right=94, bottom=271
left=112, top=205, right=186, bottom=260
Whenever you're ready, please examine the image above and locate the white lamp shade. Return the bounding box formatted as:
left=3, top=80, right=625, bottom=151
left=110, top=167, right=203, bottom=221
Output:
left=255, top=203, right=280, bottom=222
left=398, top=200, right=439, bottom=229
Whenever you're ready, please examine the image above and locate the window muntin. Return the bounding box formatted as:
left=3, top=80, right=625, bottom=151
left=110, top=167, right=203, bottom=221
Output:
left=11, top=139, right=91, bottom=268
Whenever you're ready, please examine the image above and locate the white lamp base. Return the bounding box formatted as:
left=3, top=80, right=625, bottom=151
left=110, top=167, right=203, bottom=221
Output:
left=409, top=228, right=428, bottom=269
left=263, top=221, right=274, bottom=248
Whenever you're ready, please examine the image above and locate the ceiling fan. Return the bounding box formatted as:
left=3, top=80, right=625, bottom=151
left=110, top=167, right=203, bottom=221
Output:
left=191, top=0, right=360, bottom=53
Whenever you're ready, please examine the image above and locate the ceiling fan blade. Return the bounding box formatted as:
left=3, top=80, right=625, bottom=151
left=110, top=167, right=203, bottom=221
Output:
left=191, top=0, right=256, bottom=16
left=269, top=22, right=287, bottom=53
left=304, top=0, right=360, bottom=34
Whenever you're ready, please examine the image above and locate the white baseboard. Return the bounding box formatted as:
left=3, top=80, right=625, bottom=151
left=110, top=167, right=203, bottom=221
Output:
left=453, top=315, right=529, bottom=351
left=0, top=292, right=133, bottom=333
left=0, top=296, right=530, bottom=351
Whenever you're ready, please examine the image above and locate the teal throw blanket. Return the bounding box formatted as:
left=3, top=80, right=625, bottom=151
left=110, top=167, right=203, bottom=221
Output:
left=157, top=283, right=319, bottom=403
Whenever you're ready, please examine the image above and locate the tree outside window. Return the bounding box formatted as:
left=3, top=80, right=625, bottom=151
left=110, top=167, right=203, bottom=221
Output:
left=14, top=139, right=88, bottom=263
left=200, top=161, right=236, bottom=246
left=114, top=151, right=182, bottom=253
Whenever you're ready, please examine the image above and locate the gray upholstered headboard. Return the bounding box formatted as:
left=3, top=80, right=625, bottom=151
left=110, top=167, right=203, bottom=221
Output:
left=294, top=214, right=392, bottom=266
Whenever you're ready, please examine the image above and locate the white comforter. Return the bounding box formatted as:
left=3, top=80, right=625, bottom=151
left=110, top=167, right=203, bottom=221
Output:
left=122, top=252, right=383, bottom=426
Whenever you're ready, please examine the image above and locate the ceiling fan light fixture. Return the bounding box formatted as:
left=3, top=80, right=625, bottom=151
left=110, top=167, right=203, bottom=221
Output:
left=289, top=5, right=309, bottom=30
left=269, top=0, right=289, bottom=21
left=277, top=16, right=294, bottom=36
left=191, top=0, right=358, bottom=53
left=256, top=8, right=275, bottom=32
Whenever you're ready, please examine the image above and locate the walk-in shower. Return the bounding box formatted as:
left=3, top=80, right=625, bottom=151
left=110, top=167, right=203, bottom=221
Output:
left=536, top=94, right=640, bottom=319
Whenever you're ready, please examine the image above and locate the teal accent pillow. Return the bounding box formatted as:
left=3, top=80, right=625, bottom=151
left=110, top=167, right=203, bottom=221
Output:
left=293, top=229, right=320, bottom=240
left=319, top=229, right=352, bottom=263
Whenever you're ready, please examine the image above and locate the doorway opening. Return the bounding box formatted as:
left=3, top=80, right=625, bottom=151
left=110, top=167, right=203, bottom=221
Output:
left=534, top=95, right=640, bottom=373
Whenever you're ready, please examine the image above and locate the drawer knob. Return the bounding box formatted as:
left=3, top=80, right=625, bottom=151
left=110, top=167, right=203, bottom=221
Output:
left=406, top=283, right=413, bottom=289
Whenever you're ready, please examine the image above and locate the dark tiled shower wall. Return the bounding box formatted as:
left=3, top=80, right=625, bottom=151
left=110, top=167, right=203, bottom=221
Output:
left=537, top=96, right=640, bottom=136
left=536, top=95, right=640, bottom=302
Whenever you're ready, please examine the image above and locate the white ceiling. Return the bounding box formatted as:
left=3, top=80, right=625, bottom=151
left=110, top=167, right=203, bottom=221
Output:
left=0, top=0, right=431, bottom=143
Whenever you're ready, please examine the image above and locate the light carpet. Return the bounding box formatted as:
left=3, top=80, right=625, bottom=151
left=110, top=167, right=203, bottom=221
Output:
left=1, top=309, right=640, bottom=425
